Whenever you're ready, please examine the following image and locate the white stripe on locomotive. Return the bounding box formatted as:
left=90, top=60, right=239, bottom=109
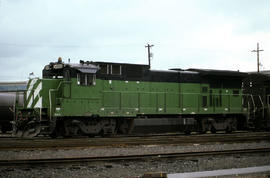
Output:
left=33, top=82, right=42, bottom=99
left=26, top=78, right=38, bottom=99
left=34, top=95, right=42, bottom=108
left=33, top=82, right=42, bottom=108
left=26, top=79, right=42, bottom=108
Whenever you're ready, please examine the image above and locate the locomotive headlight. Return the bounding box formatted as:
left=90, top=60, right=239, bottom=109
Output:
left=45, top=65, right=51, bottom=70
left=53, top=64, right=64, bottom=69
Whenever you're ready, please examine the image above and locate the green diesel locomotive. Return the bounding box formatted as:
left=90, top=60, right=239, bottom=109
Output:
left=12, top=59, right=253, bottom=137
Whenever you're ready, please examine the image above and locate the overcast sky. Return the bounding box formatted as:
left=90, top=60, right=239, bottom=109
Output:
left=0, top=0, right=269, bottom=81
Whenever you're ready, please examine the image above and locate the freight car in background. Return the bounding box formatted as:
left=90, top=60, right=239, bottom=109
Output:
left=0, top=82, right=26, bottom=133
left=11, top=59, right=270, bottom=138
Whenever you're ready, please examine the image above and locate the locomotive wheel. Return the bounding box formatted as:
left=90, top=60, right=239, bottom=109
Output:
left=49, top=131, right=57, bottom=138
left=99, top=129, right=105, bottom=137
left=117, top=119, right=134, bottom=134
left=88, top=134, right=95, bottom=138
left=118, top=121, right=130, bottom=134
left=13, top=129, right=23, bottom=137
left=199, top=130, right=207, bottom=134
left=50, top=120, right=66, bottom=138
left=1, top=126, right=7, bottom=134
left=225, top=126, right=232, bottom=133
left=184, top=130, right=191, bottom=135
left=49, top=128, right=63, bottom=138
left=210, top=126, right=216, bottom=134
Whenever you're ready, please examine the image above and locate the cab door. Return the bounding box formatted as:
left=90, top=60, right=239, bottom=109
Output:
left=200, top=85, right=209, bottom=113
left=63, top=69, right=71, bottom=98
left=212, top=89, right=223, bottom=113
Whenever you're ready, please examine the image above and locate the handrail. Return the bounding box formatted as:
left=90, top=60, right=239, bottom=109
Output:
left=258, top=95, right=265, bottom=118
left=258, top=95, right=264, bottom=108
left=250, top=94, right=256, bottom=113
left=39, top=93, right=42, bottom=121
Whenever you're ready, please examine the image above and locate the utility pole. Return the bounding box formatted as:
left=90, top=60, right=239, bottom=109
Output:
left=251, top=43, right=264, bottom=73
left=145, top=44, right=154, bottom=69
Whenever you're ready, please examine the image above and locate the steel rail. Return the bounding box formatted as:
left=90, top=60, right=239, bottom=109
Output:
left=0, top=132, right=269, bottom=151
left=0, top=148, right=269, bottom=166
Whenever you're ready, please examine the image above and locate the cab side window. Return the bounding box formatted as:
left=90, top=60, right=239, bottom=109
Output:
left=99, top=64, right=121, bottom=75
left=100, top=64, right=109, bottom=74
left=111, top=65, right=121, bottom=75
left=77, top=73, right=96, bottom=86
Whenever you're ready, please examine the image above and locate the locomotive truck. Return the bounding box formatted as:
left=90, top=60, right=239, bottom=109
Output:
left=11, top=58, right=269, bottom=138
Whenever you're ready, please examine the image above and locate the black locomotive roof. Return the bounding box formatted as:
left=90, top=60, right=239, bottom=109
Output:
left=249, top=71, right=270, bottom=77
left=93, top=61, right=149, bottom=67
left=171, top=68, right=247, bottom=77
left=43, top=60, right=100, bottom=77
left=188, top=68, right=247, bottom=76
left=246, top=72, right=270, bottom=82
left=152, top=69, right=199, bottom=74
left=67, top=63, right=99, bottom=73
left=43, top=59, right=246, bottom=88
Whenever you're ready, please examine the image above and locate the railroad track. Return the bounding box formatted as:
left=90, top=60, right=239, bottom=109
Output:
left=0, top=131, right=269, bottom=151
left=1, top=147, right=269, bottom=167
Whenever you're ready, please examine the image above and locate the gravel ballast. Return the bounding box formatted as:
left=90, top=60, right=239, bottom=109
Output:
left=0, top=141, right=270, bottom=177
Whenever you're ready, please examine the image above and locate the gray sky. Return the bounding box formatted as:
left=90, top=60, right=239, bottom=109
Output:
left=0, top=0, right=269, bottom=81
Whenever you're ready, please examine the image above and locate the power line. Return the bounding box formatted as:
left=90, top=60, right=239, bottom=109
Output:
left=145, top=44, right=154, bottom=69
left=251, top=43, right=264, bottom=73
